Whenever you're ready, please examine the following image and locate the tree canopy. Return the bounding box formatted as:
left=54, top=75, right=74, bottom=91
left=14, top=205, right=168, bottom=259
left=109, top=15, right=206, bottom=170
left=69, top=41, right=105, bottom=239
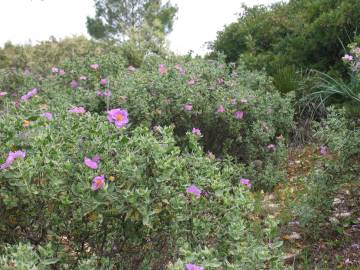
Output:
left=210, top=0, right=360, bottom=76
left=86, top=0, right=178, bottom=43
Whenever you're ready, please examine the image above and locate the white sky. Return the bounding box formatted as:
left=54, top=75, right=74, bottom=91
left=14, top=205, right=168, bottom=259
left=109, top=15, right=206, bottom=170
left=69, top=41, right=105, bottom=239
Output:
left=0, top=0, right=280, bottom=55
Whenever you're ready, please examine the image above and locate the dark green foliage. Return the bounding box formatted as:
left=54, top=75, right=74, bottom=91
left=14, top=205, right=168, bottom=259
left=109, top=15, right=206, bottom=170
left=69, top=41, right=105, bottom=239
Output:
left=210, top=0, right=360, bottom=76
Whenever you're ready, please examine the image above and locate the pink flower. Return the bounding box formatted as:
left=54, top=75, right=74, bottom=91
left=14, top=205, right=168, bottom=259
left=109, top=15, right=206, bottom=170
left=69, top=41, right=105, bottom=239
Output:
left=51, top=67, right=59, bottom=73
left=90, top=63, right=99, bottom=70
left=21, top=88, right=38, bottom=101
left=128, top=65, right=136, bottom=72
left=185, top=263, right=204, bottom=270
left=97, top=90, right=112, bottom=97
left=79, top=76, right=87, bottom=81
left=69, top=107, right=86, bottom=114
left=107, top=108, right=129, bottom=128
left=320, top=146, right=328, bottom=156
left=100, top=78, right=108, bottom=86
left=0, top=91, right=7, bottom=97
left=342, top=54, right=353, bottom=62
left=103, top=90, right=112, bottom=97
left=59, top=69, right=65, bottom=75
left=234, top=110, right=244, bottom=119
left=0, top=150, right=26, bottom=170
left=192, top=128, right=201, bottom=136
left=84, top=157, right=98, bottom=170
left=187, top=79, right=195, bottom=85
left=217, top=105, right=225, bottom=113
left=91, top=175, right=105, bottom=190
left=267, top=144, right=276, bottom=150
left=186, top=185, right=201, bottom=198
left=92, top=154, right=101, bottom=163
left=41, top=112, right=53, bottom=120
left=183, top=104, right=193, bottom=111
left=70, top=80, right=79, bottom=89
left=217, top=78, right=224, bottom=84
left=159, top=64, right=167, bottom=75
left=174, top=64, right=186, bottom=75
left=240, top=178, right=251, bottom=188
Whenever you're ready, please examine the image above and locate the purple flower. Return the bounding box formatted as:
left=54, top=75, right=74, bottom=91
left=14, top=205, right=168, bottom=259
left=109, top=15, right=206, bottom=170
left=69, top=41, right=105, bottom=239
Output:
left=128, top=65, right=136, bottom=72
left=183, top=104, right=193, bottom=111
left=79, top=75, right=87, bottom=81
left=342, top=54, right=353, bottom=62
left=217, top=105, right=225, bottom=113
left=91, top=175, right=105, bottom=190
left=187, top=79, right=195, bottom=85
left=1, top=150, right=26, bottom=170
left=351, top=243, right=360, bottom=249
left=192, top=128, right=201, bottom=136
left=51, top=67, right=59, bottom=73
left=240, top=178, right=251, bottom=188
left=100, top=78, right=108, bottom=86
left=41, top=112, right=53, bottom=120
left=267, top=144, right=276, bottom=150
left=186, top=184, right=201, bottom=198
left=84, top=157, right=98, bottom=169
left=107, top=108, right=129, bottom=128
left=69, top=107, right=86, bottom=114
left=185, top=263, right=204, bottom=270
left=21, top=88, right=38, bottom=101
left=234, top=110, right=244, bottom=119
left=159, top=64, right=167, bottom=75
left=0, top=91, right=7, bottom=97
left=70, top=80, right=79, bottom=89
left=320, top=146, right=328, bottom=156
left=59, top=69, right=65, bottom=75
left=90, top=63, right=99, bottom=70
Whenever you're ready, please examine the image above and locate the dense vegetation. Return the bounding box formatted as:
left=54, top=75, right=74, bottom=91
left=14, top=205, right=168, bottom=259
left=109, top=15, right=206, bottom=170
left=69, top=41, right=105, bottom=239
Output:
left=1, top=0, right=360, bottom=269
left=210, top=0, right=360, bottom=90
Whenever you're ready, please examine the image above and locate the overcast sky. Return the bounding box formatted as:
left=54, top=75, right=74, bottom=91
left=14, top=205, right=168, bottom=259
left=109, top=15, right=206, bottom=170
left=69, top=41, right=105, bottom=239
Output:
left=0, top=0, right=280, bottom=55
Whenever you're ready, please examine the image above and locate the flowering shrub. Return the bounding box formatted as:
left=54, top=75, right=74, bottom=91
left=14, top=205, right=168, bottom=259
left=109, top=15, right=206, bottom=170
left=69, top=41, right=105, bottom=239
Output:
left=8, top=54, right=293, bottom=190
left=0, top=52, right=293, bottom=268
left=0, top=102, right=286, bottom=268
left=106, top=57, right=293, bottom=189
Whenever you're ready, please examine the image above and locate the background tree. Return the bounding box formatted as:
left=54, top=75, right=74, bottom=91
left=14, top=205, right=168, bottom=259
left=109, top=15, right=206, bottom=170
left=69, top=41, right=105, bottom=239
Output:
left=209, top=0, right=360, bottom=79
left=86, top=0, right=178, bottom=43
